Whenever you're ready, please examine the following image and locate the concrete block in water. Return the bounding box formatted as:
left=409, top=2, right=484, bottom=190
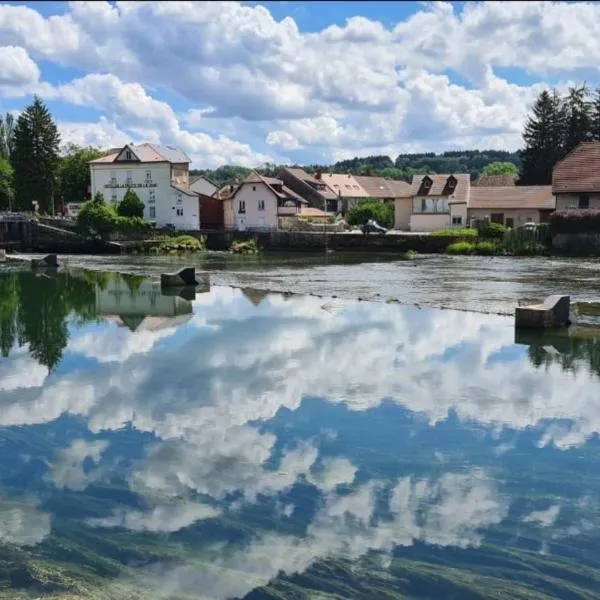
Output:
left=31, top=254, right=59, bottom=268
left=160, top=267, right=204, bottom=287
left=515, top=295, right=570, bottom=329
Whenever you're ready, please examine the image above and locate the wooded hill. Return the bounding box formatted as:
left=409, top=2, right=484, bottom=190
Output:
left=191, top=149, right=522, bottom=188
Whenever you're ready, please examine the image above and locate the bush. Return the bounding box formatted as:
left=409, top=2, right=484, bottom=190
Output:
left=77, top=196, right=118, bottom=239
left=549, top=210, right=600, bottom=235
left=158, top=234, right=205, bottom=253
left=445, top=241, right=475, bottom=255
left=230, top=238, right=260, bottom=255
left=474, top=241, right=499, bottom=255
left=480, top=222, right=507, bottom=240
left=118, top=188, right=145, bottom=218
left=115, top=216, right=152, bottom=234
left=346, top=199, right=394, bottom=228
left=431, top=228, right=477, bottom=239
left=512, top=242, right=549, bottom=256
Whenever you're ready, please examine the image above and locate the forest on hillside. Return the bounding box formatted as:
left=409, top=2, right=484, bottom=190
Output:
left=191, top=150, right=522, bottom=188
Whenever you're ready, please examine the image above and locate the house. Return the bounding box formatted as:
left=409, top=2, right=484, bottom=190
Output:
left=468, top=186, right=555, bottom=227
left=319, top=173, right=370, bottom=212
left=406, top=174, right=471, bottom=232
left=552, top=142, right=600, bottom=211
left=89, top=143, right=199, bottom=230
left=474, top=174, right=518, bottom=187
left=278, top=167, right=340, bottom=212
left=198, top=192, right=224, bottom=230
left=223, top=171, right=307, bottom=231
left=190, top=175, right=218, bottom=197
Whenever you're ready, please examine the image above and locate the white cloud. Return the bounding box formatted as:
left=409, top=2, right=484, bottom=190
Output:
left=47, top=438, right=108, bottom=491
left=1, top=1, right=598, bottom=162
left=523, top=504, right=561, bottom=527
left=0, top=504, right=51, bottom=546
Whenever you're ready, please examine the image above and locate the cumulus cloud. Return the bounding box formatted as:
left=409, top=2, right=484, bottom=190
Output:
left=47, top=438, right=108, bottom=491
left=524, top=505, right=561, bottom=527
left=0, top=504, right=51, bottom=546
left=0, top=1, right=595, bottom=162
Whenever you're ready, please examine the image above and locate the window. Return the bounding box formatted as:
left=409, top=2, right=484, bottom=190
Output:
left=149, top=206, right=156, bottom=219
left=111, top=191, right=117, bottom=203
left=176, top=193, right=182, bottom=204
left=491, top=213, right=504, bottom=224
left=505, top=217, right=514, bottom=229
left=110, top=170, right=116, bottom=185
left=345, top=184, right=352, bottom=189
left=176, top=208, right=183, bottom=217
left=258, top=199, right=265, bottom=211
left=452, top=216, right=463, bottom=225
left=421, top=198, right=427, bottom=212
left=238, top=200, right=246, bottom=214
left=252, top=186, right=256, bottom=191
left=146, top=169, right=152, bottom=181
left=148, top=190, right=156, bottom=204
left=126, top=170, right=133, bottom=184
left=579, top=194, right=590, bottom=209
left=125, top=150, right=132, bottom=160
left=353, top=185, right=359, bottom=190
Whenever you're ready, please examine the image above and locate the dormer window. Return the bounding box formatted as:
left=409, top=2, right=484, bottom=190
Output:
left=422, top=176, right=432, bottom=190
left=125, top=150, right=132, bottom=160
left=446, top=175, right=457, bottom=193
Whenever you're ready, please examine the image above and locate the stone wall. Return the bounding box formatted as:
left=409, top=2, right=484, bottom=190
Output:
left=552, top=233, right=600, bottom=255
left=198, top=231, right=454, bottom=253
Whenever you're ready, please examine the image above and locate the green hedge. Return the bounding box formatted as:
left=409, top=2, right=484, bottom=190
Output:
left=346, top=200, right=394, bottom=228
left=549, top=210, right=600, bottom=234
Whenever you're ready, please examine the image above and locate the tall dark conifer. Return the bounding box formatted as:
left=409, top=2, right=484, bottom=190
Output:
left=564, top=84, right=592, bottom=154
left=520, top=89, right=565, bottom=185
left=590, top=88, right=600, bottom=142
left=11, top=96, right=60, bottom=213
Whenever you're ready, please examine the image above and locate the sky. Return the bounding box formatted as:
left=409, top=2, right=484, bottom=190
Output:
left=0, top=1, right=596, bottom=169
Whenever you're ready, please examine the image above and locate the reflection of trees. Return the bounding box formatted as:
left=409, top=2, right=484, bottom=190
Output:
left=527, top=338, right=600, bottom=377
left=0, top=271, right=98, bottom=370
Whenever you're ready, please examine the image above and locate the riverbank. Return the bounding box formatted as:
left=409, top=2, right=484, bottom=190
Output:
left=17, top=251, right=600, bottom=317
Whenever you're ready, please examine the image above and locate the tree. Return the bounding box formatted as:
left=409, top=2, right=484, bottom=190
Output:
left=11, top=96, right=61, bottom=213
left=117, top=187, right=145, bottom=218
left=591, top=87, right=600, bottom=142
left=346, top=199, right=394, bottom=228
left=520, top=89, right=566, bottom=185
left=56, top=143, right=103, bottom=207
left=77, top=193, right=118, bottom=239
left=0, top=113, right=15, bottom=160
left=481, top=161, right=519, bottom=177
left=0, top=157, right=13, bottom=210
left=563, top=84, right=592, bottom=154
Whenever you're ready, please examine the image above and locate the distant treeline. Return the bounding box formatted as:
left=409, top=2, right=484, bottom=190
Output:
left=191, top=149, right=522, bottom=188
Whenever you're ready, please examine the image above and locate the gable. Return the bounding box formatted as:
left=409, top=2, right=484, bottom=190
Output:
left=115, top=145, right=140, bottom=162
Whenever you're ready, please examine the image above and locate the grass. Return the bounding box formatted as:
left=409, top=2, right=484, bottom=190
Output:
left=445, top=241, right=475, bottom=255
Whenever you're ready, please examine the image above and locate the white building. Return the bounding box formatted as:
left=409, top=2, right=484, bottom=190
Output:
left=223, top=171, right=307, bottom=231
left=89, top=143, right=199, bottom=230
left=189, top=175, right=218, bottom=197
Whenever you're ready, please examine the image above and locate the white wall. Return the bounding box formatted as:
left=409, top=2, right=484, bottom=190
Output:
left=233, top=183, right=278, bottom=230
left=90, top=162, right=199, bottom=230
left=190, top=177, right=217, bottom=197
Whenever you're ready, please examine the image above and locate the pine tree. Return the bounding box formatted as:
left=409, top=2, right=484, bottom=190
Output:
left=117, top=187, right=145, bottom=218
left=11, top=96, right=60, bottom=213
left=590, top=88, right=600, bottom=141
left=564, top=84, right=592, bottom=154
left=520, top=89, right=565, bottom=185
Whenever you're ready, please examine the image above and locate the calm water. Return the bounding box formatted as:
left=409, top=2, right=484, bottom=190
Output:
left=1, top=268, right=600, bottom=599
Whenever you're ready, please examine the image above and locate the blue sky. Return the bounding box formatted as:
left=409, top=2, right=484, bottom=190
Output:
left=0, top=1, right=596, bottom=167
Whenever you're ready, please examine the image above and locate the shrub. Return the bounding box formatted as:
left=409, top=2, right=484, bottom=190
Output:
left=549, top=210, right=600, bottom=235
left=480, top=222, right=507, bottom=240
left=346, top=199, right=394, bottom=228
left=158, top=234, right=205, bottom=253
left=230, top=238, right=260, bottom=255
left=512, top=242, right=549, bottom=256
left=474, top=241, right=499, bottom=255
left=77, top=197, right=118, bottom=239
left=115, top=216, right=152, bottom=234
left=445, top=241, right=475, bottom=255
left=117, top=187, right=145, bottom=218
left=431, top=228, right=477, bottom=239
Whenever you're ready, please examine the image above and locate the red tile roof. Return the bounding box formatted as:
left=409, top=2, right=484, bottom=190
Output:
left=469, top=186, right=555, bottom=210
left=354, top=176, right=412, bottom=198
left=410, top=173, right=471, bottom=205
left=552, top=142, right=600, bottom=193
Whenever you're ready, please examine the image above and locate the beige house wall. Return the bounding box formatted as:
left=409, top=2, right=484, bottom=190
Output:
left=394, top=198, right=412, bottom=230
left=555, top=193, right=600, bottom=211
left=410, top=213, right=451, bottom=232
left=468, top=208, right=543, bottom=226
left=233, top=182, right=278, bottom=230
left=223, top=198, right=235, bottom=229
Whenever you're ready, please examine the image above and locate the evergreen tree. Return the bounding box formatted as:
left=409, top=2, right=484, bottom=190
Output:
left=520, top=89, right=565, bottom=185
left=564, top=84, right=592, bottom=154
left=0, top=112, right=15, bottom=160
left=117, top=187, right=145, bottom=218
left=11, top=96, right=60, bottom=213
left=590, top=88, right=600, bottom=142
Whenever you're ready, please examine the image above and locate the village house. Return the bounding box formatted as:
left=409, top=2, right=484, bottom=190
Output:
left=89, top=143, right=199, bottom=230
left=278, top=167, right=340, bottom=211
left=468, top=186, right=554, bottom=227
left=318, top=172, right=370, bottom=212
left=552, top=142, right=600, bottom=211
left=403, top=174, right=471, bottom=232
left=223, top=171, right=307, bottom=231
